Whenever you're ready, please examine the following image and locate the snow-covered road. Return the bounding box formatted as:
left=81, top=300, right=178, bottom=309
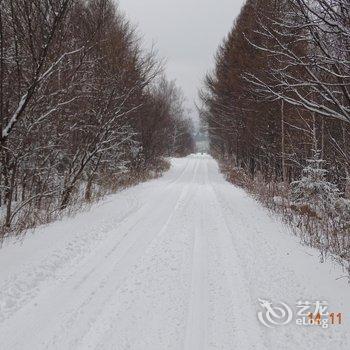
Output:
left=0, top=155, right=349, bottom=349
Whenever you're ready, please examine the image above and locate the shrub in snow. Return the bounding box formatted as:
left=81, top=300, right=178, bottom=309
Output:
left=291, top=150, right=340, bottom=218
left=273, top=196, right=284, bottom=207
left=334, top=198, right=350, bottom=232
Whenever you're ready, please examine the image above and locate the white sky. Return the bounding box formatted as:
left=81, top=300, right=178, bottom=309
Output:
left=117, top=0, right=246, bottom=123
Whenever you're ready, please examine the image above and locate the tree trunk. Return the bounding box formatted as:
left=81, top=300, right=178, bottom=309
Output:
left=281, top=100, right=287, bottom=184
left=85, top=179, right=93, bottom=202
left=5, top=162, right=17, bottom=227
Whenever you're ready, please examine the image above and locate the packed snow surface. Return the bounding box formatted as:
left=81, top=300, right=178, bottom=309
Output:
left=0, top=155, right=349, bottom=349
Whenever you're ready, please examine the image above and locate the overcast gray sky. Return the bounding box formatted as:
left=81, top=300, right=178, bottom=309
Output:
left=117, top=0, right=245, bottom=123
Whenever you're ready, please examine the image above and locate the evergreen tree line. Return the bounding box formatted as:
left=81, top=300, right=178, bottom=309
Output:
left=0, top=0, right=194, bottom=234
left=200, top=0, right=350, bottom=266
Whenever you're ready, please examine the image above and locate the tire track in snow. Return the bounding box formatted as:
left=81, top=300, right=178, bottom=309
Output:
left=72, top=157, right=203, bottom=349
left=183, top=156, right=209, bottom=350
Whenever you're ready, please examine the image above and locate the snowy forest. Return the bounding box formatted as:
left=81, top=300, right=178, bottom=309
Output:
left=0, top=1, right=350, bottom=347
left=0, top=0, right=194, bottom=234
left=200, top=0, right=350, bottom=267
